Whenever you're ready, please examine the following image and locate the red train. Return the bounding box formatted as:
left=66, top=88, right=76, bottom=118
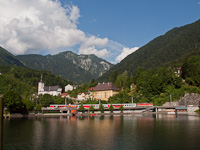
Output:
left=48, top=103, right=153, bottom=109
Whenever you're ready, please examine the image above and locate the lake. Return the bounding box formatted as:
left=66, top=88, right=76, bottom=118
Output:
left=3, top=114, right=200, bottom=150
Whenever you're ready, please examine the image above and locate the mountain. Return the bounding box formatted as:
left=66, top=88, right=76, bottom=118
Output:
left=17, top=51, right=113, bottom=83
left=98, top=19, right=200, bottom=81
left=0, top=46, right=24, bottom=67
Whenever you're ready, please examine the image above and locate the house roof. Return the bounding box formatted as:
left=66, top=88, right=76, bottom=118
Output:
left=94, top=82, right=120, bottom=91
left=61, top=93, right=69, bottom=96
left=89, top=87, right=94, bottom=90
left=44, top=86, right=61, bottom=91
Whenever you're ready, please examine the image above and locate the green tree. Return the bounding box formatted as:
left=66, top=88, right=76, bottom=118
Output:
left=98, top=103, right=104, bottom=113
left=36, top=103, right=42, bottom=111
left=22, top=99, right=34, bottom=111
left=109, top=104, right=114, bottom=113
left=119, top=105, right=124, bottom=113
left=115, top=75, right=123, bottom=89
left=3, top=90, right=24, bottom=113
left=89, top=79, right=97, bottom=88
left=121, top=71, right=128, bottom=90
left=79, top=103, right=85, bottom=112
left=182, top=56, right=200, bottom=86
left=109, top=70, right=118, bottom=84
left=39, top=94, right=54, bottom=107
left=89, top=105, right=95, bottom=113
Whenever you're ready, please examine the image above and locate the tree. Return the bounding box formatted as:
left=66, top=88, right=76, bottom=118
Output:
left=89, top=105, right=95, bottom=113
left=119, top=105, right=124, bottom=113
left=89, top=79, right=97, bottom=88
left=3, top=90, right=24, bottom=113
left=98, top=103, right=104, bottom=113
left=79, top=103, right=85, bottom=112
left=109, top=70, right=118, bottom=84
left=121, top=71, right=128, bottom=90
left=182, top=56, right=200, bottom=86
left=115, top=75, right=123, bottom=89
left=109, top=104, right=114, bottom=113
left=38, top=94, right=54, bottom=107
left=22, top=99, right=34, bottom=111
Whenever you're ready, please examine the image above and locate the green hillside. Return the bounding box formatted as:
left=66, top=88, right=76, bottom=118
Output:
left=0, top=46, right=24, bottom=67
left=0, top=65, right=72, bottom=95
left=98, top=19, right=200, bottom=82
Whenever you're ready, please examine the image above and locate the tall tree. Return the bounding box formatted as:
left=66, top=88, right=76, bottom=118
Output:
left=3, top=90, right=24, bottom=113
left=109, top=70, right=118, bottom=84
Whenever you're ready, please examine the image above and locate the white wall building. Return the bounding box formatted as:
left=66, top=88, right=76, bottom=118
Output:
left=38, top=75, right=62, bottom=96
left=77, top=93, right=86, bottom=101
left=65, top=84, right=73, bottom=92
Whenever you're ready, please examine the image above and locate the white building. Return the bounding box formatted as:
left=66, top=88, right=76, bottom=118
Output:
left=77, top=93, right=86, bottom=101
left=65, top=84, right=73, bottom=92
left=38, top=75, right=62, bottom=96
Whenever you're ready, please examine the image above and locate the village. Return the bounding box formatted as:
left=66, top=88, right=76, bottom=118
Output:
left=38, top=74, right=121, bottom=102
left=37, top=73, right=200, bottom=115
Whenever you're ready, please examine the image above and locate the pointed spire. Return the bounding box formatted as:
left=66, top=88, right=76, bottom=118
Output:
left=40, top=74, right=43, bottom=82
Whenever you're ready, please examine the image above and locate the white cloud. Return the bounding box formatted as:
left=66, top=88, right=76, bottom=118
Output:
left=115, top=47, right=139, bottom=63
left=198, top=1, right=200, bottom=4
left=0, top=0, right=109, bottom=57
left=0, top=0, right=140, bottom=63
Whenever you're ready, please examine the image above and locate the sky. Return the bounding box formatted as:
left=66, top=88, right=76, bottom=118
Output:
left=0, top=0, right=200, bottom=64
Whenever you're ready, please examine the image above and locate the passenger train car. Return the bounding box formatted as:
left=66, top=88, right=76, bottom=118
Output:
left=48, top=103, right=153, bottom=109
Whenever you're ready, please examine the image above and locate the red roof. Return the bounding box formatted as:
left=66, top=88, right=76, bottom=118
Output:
left=94, top=82, right=120, bottom=91
left=89, top=87, right=94, bottom=90
left=61, top=93, right=68, bottom=96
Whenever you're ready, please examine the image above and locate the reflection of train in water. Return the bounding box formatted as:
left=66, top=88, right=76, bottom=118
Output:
left=48, top=103, right=153, bottom=109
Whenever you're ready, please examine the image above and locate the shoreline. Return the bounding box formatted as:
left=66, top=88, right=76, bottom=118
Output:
left=5, top=111, right=200, bottom=118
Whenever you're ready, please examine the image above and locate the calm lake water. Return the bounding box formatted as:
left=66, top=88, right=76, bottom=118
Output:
left=3, top=114, right=200, bottom=150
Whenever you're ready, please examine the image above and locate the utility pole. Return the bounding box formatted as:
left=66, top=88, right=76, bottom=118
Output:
left=170, top=94, right=172, bottom=106
left=0, top=95, right=3, bottom=150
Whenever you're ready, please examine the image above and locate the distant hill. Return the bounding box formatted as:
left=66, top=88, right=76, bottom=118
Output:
left=17, top=51, right=113, bottom=83
left=98, top=19, right=200, bottom=81
left=0, top=65, right=73, bottom=95
left=0, top=46, right=24, bottom=67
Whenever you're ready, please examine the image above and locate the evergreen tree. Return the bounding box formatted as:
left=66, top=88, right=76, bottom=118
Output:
left=119, top=105, right=124, bottom=113
left=89, top=105, right=95, bottom=113
left=109, top=70, right=118, bottom=84
left=98, top=103, right=104, bottom=113
left=79, top=103, right=85, bottom=112
left=109, top=104, right=114, bottom=113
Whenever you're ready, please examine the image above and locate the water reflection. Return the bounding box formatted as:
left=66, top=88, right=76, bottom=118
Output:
left=3, top=114, right=200, bottom=150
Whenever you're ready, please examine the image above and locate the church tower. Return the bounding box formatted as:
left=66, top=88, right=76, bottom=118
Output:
left=38, top=74, right=44, bottom=94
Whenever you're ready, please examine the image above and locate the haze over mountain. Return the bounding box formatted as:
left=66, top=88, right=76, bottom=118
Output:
left=17, top=51, right=113, bottom=83
left=98, top=19, right=200, bottom=81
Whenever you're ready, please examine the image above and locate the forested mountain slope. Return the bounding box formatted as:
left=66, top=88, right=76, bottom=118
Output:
left=99, top=19, right=200, bottom=81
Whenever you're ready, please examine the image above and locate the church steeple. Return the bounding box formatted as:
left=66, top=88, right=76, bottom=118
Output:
left=40, top=74, right=43, bottom=82
left=38, top=74, right=44, bottom=94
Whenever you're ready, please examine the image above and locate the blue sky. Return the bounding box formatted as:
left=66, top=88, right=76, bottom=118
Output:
left=0, top=0, right=200, bottom=63
left=61, top=0, right=200, bottom=47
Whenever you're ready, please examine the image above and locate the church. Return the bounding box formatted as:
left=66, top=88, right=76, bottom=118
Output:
left=38, top=75, right=62, bottom=96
